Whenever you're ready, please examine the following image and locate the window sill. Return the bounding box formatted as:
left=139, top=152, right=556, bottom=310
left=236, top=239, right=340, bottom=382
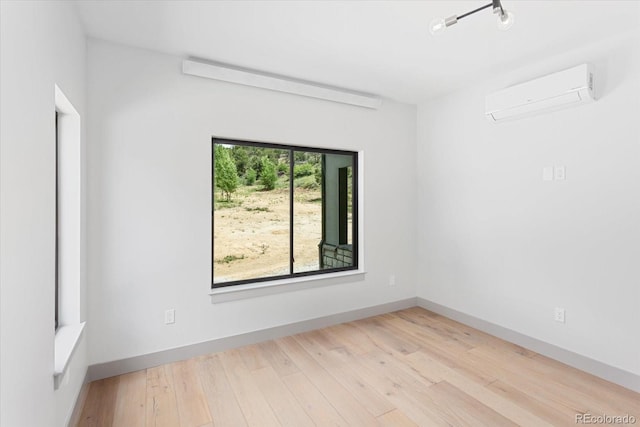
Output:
left=210, top=269, right=366, bottom=303
left=54, top=322, right=85, bottom=389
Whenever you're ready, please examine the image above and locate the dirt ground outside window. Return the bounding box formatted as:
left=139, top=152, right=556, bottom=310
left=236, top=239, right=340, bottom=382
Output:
left=213, top=186, right=322, bottom=283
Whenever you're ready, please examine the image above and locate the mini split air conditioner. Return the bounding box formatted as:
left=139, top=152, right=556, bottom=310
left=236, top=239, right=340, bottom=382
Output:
left=485, top=63, right=595, bottom=122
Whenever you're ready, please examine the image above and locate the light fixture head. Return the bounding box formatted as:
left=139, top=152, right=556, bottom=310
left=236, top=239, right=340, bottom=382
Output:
left=492, top=0, right=504, bottom=15
left=497, top=10, right=514, bottom=30
left=429, top=15, right=458, bottom=35
left=429, top=17, right=446, bottom=35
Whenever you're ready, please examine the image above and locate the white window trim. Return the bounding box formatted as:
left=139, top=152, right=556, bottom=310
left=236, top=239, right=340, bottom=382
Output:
left=210, top=269, right=366, bottom=303
left=54, top=322, right=86, bottom=388
left=54, top=84, right=84, bottom=389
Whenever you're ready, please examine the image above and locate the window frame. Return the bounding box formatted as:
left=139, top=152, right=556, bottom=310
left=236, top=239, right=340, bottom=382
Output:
left=212, top=137, right=359, bottom=289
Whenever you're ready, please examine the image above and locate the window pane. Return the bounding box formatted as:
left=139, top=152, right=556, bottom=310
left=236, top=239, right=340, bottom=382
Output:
left=292, top=151, right=323, bottom=273
left=213, top=144, right=290, bottom=284
left=346, top=165, right=353, bottom=246
left=55, top=111, right=59, bottom=330
left=295, top=152, right=355, bottom=273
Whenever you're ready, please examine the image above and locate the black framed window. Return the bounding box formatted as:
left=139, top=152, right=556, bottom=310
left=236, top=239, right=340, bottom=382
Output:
left=212, top=138, right=358, bottom=288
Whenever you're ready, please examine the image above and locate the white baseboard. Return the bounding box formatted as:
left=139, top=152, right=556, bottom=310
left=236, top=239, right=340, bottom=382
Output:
left=85, top=296, right=639, bottom=394
left=416, top=297, right=640, bottom=393
left=87, top=298, right=416, bottom=381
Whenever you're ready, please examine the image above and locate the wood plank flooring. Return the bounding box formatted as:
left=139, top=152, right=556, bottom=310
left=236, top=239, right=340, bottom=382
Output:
left=77, top=307, right=640, bottom=426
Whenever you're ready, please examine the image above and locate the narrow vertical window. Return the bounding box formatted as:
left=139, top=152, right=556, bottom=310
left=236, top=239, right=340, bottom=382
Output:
left=212, top=138, right=358, bottom=287
left=53, top=84, right=85, bottom=387
left=55, top=111, right=60, bottom=330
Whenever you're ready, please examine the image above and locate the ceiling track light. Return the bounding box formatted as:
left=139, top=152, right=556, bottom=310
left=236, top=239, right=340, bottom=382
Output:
left=429, top=0, right=514, bottom=35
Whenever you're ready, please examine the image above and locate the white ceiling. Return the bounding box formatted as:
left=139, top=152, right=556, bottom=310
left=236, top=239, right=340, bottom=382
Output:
left=75, top=1, right=640, bottom=104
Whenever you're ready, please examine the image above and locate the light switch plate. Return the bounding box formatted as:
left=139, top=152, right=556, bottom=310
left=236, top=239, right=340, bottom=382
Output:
left=543, top=167, right=554, bottom=181
left=165, top=309, right=175, bottom=324
left=554, top=166, right=566, bottom=180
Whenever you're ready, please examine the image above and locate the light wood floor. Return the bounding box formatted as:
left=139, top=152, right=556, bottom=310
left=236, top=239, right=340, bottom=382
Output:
left=77, top=307, right=639, bottom=426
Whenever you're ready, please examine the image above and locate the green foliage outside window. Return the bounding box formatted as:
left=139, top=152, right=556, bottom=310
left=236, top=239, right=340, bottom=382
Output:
left=245, top=168, right=257, bottom=185
left=260, top=156, right=277, bottom=190
left=293, top=163, right=315, bottom=178
left=214, top=145, right=239, bottom=201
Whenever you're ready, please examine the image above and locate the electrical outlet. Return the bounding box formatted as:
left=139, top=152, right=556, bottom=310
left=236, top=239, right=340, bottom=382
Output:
left=165, top=309, right=175, bottom=324
left=554, top=307, right=565, bottom=323
left=389, top=275, right=396, bottom=286
left=543, top=166, right=567, bottom=181
left=554, top=166, right=566, bottom=180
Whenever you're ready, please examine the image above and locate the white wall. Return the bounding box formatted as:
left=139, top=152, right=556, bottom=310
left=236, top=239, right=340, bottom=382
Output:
left=0, top=1, right=87, bottom=426
left=86, top=39, right=417, bottom=365
left=417, top=31, right=640, bottom=376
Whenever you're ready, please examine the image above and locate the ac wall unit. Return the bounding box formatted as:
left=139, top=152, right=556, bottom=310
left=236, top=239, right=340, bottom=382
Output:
left=485, top=63, right=595, bottom=122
